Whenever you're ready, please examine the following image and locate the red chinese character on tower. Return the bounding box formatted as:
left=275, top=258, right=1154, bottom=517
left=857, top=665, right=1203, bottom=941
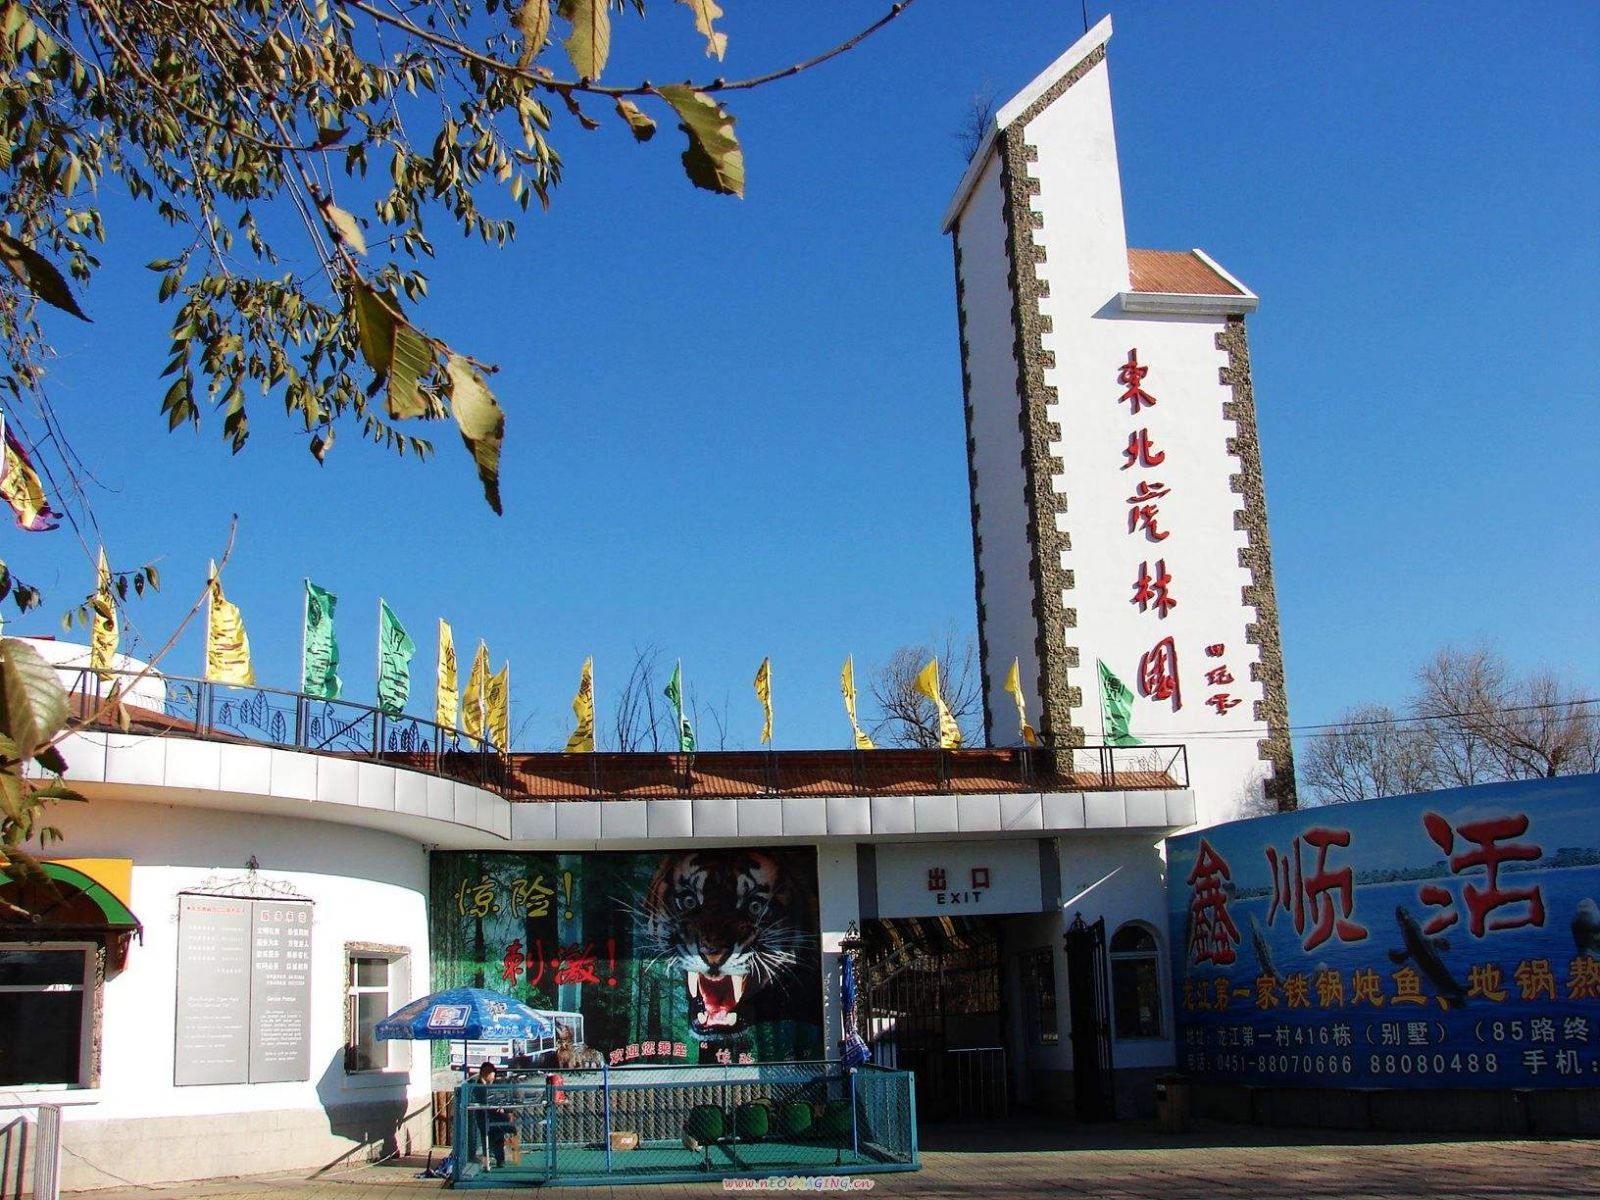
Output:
left=1128, top=504, right=1170, bottom=542
left=927, top=868, right=947, bottom=892
left=1421, top=811, right=1545, bottom=937
left=1118, top=349, right=1158, bottom=413
left=1265, top=829, right=1368, bottom=953
left=1138, top=637, right=1181, bottom=711
left=1131, top=559, right=1177, bottom=618
left=1122, top=428, right=1165, bottom=470
left=1186, top=838, right=1240, bottom=966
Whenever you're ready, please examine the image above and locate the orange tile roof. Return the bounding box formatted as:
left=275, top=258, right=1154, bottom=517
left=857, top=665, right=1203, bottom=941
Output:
left=1127, top=248, right=1243, bottom=296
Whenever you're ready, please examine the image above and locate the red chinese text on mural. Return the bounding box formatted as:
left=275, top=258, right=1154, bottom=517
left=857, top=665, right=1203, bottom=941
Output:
left=1118, top=349, right=1158, bottom=414
left=1419, top=812, right=1546, bottom=937
left=1265, top=828, right=1368, bottom=952
left=1186, top=838, right=1241, bottom=966
left=1122, top=428, right=1165, bottom=470
left=502, top=939, right=620, bottom=988
left=1138, top=637, right=1181, bottom=711
left=1131, top=559, right=1177, bottom=618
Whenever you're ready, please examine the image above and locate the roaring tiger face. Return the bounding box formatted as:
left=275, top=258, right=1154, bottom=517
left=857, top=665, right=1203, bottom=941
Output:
left=642, top=850, right=813, bottom=1040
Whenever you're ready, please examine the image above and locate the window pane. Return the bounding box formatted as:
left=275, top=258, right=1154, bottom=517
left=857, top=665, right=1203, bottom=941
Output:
left=1112, top=958, right=1162, bottom=1039
left=352, top=990, right=390, bottom=1070
left=0, top=992, right=83, bottom=1085
left=0, top=949, right=83, bottom=987
left=1110, top=925, right=1156, bottom=954
left=353, top=957, right=387, bottom=988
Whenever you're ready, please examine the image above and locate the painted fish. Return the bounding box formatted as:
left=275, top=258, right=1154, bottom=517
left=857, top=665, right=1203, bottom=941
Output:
left=1249, top=912, right=1284, bottom=985
left=1574, top=898, right=1600, bottom=958
left=1389, top=905, right=1468, bottom=1008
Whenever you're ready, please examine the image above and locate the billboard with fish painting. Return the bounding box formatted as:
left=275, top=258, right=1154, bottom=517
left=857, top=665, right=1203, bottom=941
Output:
left=430, top=848, right=824, bottom=1067
left=1166, top=775, right=1600, bottom=1089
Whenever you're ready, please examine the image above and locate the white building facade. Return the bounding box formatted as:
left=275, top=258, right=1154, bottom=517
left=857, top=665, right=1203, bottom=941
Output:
left=944, top=17, right=1294, bottom=825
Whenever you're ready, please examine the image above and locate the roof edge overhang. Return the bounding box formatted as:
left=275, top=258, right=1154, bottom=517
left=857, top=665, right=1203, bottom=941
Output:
left=940, top=15, right=1114, bottom=234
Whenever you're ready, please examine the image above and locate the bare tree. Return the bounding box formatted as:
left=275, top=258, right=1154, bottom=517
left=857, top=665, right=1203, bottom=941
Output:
left=1303, top=645, right=1597, bottom=804
left=611, top=644, right=667, bottom=753
left=1300, top=704, right=1435, bottom=805
left=868, top=634, right=984, bottom=748
left=954, top=84, right=999, bottom=163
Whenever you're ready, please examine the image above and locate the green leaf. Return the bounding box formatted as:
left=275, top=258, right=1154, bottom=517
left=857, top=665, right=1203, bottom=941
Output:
left=310, top=426, right=334, bottom=463
left=352, top=279, right=395, bottom=374
left=32, top=781, right=85, bottom=802
left=0, top=638, right=70, bottom=757
left=675, top=0, right=727, bottom=60
left=514, top=0, right=551, bottom=68
left=446, top=355, right=505, bottom=516
left=0, top=232, right=90, bottom=320
left=558, top=0, right=610, bottom=81
left=387, top=323, right=433, bottom=419
left=656, top=86, right=744, bottom=198
left=614, top=98, right=657, bottom=143
left=319, top=198, right=366, bottom=255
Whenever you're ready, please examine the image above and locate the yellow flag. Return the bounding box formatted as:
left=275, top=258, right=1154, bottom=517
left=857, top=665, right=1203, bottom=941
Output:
left=914, top=657, right=962, bottom=750
left=435, top=620, right=459, bottom=730
left=462, top=640, right=490, bottom=741
left=564, top=657, right=595, bottom=753
left=90, top=547, right=118, bottom=681
left=1004, top=656, right=1038, bottom=746
left=753, top=657, right=773, bottom=745
left=204, top=562, right=255, bottom=686
left=487, top=662, right=511, bottom=749
left=840, top=655, right=875, bottom=751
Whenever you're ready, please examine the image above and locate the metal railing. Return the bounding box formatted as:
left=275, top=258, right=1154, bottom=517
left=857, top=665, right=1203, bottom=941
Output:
left=451, top=1062, right=918, bottom=1187
left=58, top=665, right=1189, bottom=801
left=62, top=666, right=504, bottom=793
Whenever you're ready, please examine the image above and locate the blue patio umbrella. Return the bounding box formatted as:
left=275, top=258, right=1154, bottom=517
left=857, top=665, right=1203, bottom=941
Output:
left=376, top=986, right=554, bottom=1077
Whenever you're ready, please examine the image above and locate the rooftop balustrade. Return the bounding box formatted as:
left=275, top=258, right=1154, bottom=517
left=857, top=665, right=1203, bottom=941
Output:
left=59, top=667, right=1188, bottom=800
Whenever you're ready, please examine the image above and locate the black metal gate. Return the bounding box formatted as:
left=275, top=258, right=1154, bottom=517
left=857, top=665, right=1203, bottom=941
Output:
left=1064, top=913, right=1115, bottom=1121
left=856, top=918, right=1007, bottom=1120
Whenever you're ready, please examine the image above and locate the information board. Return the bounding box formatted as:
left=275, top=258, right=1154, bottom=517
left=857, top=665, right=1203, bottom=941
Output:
left=175, top=894, right=313, bottom=1085
left=1166, top=776, right=1600, bottom=1090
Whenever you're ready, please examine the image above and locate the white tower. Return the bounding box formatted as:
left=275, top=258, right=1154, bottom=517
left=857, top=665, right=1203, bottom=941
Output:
left=943, top=18, right=1294, bottom=824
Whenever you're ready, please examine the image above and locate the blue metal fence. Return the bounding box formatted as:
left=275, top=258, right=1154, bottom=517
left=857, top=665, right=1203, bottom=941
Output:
left=451, top=1062, right=918, bottom=1188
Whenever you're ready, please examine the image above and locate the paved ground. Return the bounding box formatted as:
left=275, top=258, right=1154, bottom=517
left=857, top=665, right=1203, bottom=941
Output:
left=64, top=1120, right=1600, bottom=1199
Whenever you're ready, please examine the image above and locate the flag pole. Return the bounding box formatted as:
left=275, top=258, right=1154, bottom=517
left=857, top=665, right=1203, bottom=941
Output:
left=296, top=579, right=309, bottom=743
left=203, top=560, right=215, bottom=682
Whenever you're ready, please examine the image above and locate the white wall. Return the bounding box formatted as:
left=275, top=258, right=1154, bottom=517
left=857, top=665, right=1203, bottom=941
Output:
left=953, top=157, right=1043, bottom=745
left=8, top=797, right=433, bottom=1138
left=816, top=843, right=860, bottom=1063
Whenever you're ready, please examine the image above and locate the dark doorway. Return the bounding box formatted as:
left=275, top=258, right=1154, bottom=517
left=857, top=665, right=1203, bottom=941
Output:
left=854, top=917, right=1007, bottom=1120
left=1064, top=913, right=1115, bottom=1120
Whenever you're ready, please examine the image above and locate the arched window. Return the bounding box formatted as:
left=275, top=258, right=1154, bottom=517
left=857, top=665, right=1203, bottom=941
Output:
left=1109, top=923, right=1163, bottom=1039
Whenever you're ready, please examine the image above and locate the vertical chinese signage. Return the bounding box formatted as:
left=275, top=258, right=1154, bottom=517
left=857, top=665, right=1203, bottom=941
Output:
left=1107, top=349, right=1247, bottom=724
left=175, top=894, right=313, bottom=1086
left=431, top=849, right=823, bottom=1067
left=1166, top=776, right=1600, bottom=1088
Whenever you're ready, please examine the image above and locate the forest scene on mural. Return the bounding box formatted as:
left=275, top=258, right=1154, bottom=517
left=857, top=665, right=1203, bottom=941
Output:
left=431, top=849, right=824, bottom=1065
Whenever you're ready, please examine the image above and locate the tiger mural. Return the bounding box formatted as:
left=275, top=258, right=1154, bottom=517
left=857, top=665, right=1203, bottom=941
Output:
left=640, top=849, right=818, bottom=1042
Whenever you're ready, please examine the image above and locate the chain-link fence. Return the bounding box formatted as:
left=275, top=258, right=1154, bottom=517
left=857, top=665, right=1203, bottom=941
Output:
left=452, top=1062, right=917, bottom=1187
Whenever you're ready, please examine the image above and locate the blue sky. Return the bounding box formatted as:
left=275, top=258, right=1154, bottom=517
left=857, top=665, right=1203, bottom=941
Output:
left=8, top=1, right=1598, bottom=753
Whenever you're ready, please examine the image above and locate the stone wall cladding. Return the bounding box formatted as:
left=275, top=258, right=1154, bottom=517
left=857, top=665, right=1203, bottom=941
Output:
left=994, top=44, right=1106, bottom=745
left=1218, top=316, right=1297, bottom=809
left=951, top=237, right=997, bottom=743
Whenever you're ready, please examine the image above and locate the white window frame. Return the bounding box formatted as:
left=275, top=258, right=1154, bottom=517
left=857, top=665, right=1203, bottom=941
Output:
left=344, top=948, right=410, bottom=1075
left=0, top=941, right=97, bottom=1089
left=1108, top=921, right=1165, bottom=1042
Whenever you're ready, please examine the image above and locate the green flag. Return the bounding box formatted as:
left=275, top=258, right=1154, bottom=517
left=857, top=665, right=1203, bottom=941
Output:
left=1098, top=659, right=1141, bottom=747
left=663, top=660, right=695, bottom=753
left=302, top=580, right=341, bottom=699
left=377, top=600, right=415, bottom=717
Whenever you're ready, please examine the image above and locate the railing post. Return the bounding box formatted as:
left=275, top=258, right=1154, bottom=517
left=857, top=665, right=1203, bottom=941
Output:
left=33, top=1103, right=61, bottom=1200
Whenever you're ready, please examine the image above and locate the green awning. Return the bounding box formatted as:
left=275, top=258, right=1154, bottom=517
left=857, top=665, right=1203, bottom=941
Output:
left=0, top=861, right=142, bottom=934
